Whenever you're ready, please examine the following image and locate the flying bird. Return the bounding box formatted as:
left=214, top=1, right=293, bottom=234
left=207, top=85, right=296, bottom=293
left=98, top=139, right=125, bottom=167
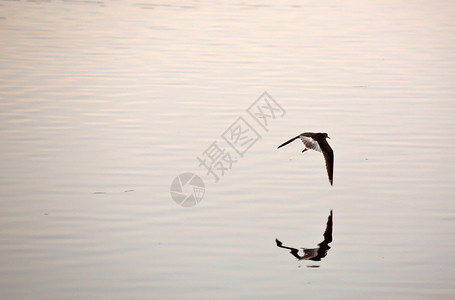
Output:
left=278, top=132, right=334, bottom=185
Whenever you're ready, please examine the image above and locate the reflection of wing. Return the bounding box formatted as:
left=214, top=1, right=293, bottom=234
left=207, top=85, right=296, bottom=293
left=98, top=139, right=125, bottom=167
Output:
left=300, top=135, right=321, bottom=152
left=310, top=210, right=333, bottom=261
left=276, top=210, right=333, bottom=262
left=275, top=239, right=303, bottom=260
left=322, top=210, right=333, bottom=244
left=318, top=138, right=334, bottom=185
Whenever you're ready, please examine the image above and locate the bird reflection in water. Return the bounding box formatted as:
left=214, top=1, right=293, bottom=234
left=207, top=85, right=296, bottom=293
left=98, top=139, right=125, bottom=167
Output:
left=276, top=210, right=333, bottom=264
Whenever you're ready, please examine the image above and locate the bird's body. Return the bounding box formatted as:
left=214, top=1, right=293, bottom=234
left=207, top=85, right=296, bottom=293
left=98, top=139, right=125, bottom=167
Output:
left=278, top=132, right=334, bottom=185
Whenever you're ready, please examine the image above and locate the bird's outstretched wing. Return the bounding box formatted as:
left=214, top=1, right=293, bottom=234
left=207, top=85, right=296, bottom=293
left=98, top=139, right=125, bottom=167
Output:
left=277, top=135, right=300, bottom=149
left=318, top=138, right=334, bottom=185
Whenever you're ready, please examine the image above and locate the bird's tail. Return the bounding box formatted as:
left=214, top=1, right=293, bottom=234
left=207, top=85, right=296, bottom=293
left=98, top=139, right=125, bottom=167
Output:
left=277, top=136, right=300, bottom=149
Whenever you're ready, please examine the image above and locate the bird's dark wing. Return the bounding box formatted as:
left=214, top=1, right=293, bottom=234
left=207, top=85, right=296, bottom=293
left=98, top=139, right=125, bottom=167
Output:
left=318, top=138, right=334, bottom=185
left=277, top=135, right=300, bottom=149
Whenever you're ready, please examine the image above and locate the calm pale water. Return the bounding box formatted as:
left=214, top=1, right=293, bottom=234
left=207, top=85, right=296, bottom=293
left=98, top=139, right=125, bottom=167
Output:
left=1, top=0, right=455, bottom=299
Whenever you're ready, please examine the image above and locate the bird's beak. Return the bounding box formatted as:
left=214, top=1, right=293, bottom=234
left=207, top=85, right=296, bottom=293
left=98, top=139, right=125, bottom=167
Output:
left=327, top=136, right=331, bottom=139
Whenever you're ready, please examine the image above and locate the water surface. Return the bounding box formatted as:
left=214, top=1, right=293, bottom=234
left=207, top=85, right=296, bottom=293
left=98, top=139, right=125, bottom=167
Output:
left=1, top=0, right=455, bottom=299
